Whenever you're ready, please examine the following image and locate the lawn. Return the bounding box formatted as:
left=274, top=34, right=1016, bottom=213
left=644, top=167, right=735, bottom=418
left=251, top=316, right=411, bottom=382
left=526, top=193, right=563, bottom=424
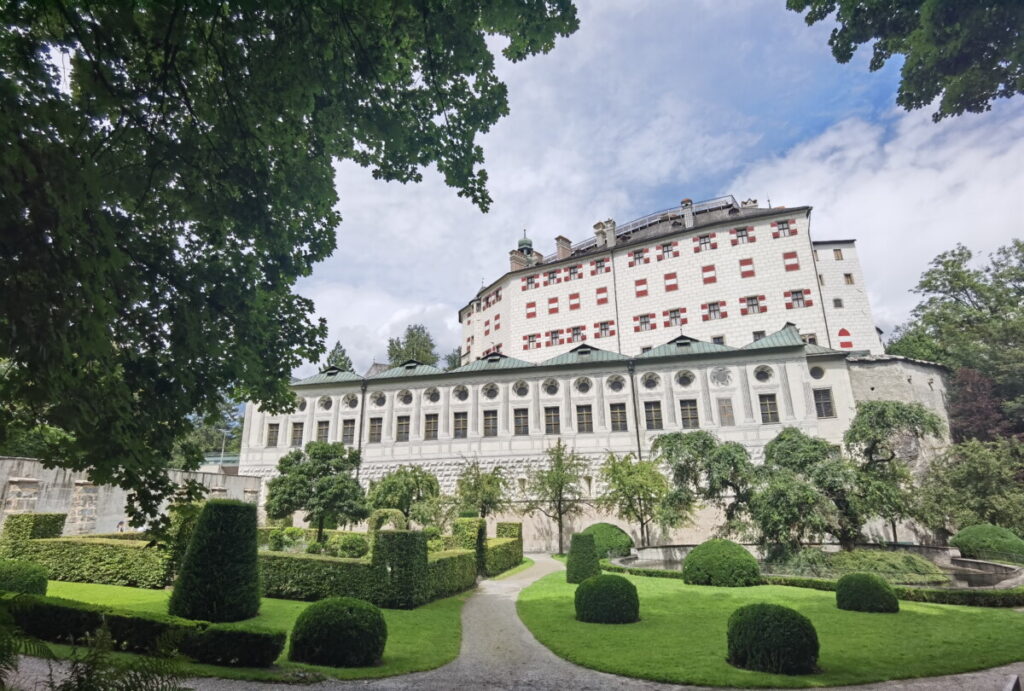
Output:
left=517, top=571, right=1024, bottom=688
left=46, top=581, right=466, bottom=682
left=492, top=557, right=534, bottom=580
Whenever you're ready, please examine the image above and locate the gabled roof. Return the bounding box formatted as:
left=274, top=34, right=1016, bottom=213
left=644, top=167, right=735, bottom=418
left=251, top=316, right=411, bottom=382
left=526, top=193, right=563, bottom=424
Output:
left=369, top=360, right=445, bottom=379
left=450, top=352, right=535, bottom=374
left=539, top=343, right=628, bottom=367
left=740, top=323, right=804, bottom=350
left=292, top=366, right=362, bottom=386
left=636, top=334, right=735, bottom=359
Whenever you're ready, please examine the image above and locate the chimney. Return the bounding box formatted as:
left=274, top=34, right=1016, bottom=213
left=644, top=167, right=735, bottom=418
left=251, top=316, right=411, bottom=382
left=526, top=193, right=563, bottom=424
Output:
left=509, top=250, right=528, bottom=271
left=680, top=198, right=695, bottom=229
left=555, top=235, right=572, bottom=260
left=741, top=198, right=758, bottom=209
left=593, top=219, right=617, bottom=249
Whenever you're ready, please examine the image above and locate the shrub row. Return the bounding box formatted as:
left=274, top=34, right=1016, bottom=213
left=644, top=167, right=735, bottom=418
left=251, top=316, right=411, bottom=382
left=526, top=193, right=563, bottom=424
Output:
left=19, top=537, right=172, bottom=588
left=950, top=524, right=1024, bottom=563
left=484, top=538, right=523, bottom=577
left=256, top=527, right=363, bottom=547
left=0, top=592, right=284, bottom=667
left=764, top=575, right=1024, bottom=608
left=599, top=559, right=685, bottom=580
left=0, top=559, right=47, bottom=595
left=427, top=550, right=477, bottom=599
left=496, top=523, right=523, bottom=539
left=453, top=518, right=486, bottom=573
left=0, top=513, right=66, bottom=557
left=372, top=530, right=429, bottom=609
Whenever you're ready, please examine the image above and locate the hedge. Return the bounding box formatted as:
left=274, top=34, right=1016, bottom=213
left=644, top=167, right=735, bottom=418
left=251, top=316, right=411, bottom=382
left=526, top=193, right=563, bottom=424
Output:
left=372, top=530, right=429, bottom=608
left=259, top=551, right=378, bottom=602
left=179, top=623, right=286, bottom=667
left=764, top=575, right=1024, bottom=608
left=600, top=559, right=684, bottom=580
left=727, top=603, right=818, bottom=675
left=566, top=533, right=601, bottom=584
left=0, top=513, right=66, bottom=557
left=256, top=527, right=363, bottom=548
left=836, top=573, right=899, bottom=613
left=289, top=597, right=387, bottom=667
left=0, top=559, right=47, bottom=595
left=950, top=524, right=1024, bottom=562
left=453, top=518, right=486, bottom=573
left=496, top=523, right=523, bottom=539
left=682, top=539, right=761, bottom=587
left=581, top=523, right=634, bottom=558
left=368, top=509, right=407, bottom=532
left=19, top=537, right=172, bottom=588
left=427, top=550, right=477, bottom=599
left=574, top=574, right=639, bottom=624
left=484, top=538, right=523, bottom=577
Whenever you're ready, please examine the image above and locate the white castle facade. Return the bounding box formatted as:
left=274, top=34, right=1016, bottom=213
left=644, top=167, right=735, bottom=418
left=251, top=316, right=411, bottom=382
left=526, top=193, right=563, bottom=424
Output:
left=239, top=196, right=949, bottom=550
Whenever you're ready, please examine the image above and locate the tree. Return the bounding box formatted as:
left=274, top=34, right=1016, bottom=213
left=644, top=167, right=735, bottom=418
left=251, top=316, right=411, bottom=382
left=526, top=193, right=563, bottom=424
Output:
left=524, top=441, right=589, bottom=554
left=387, top=324, right=440, bottom=367
left=0, top=1, right=579, bottom=525
left=444, top=348, right=463, bottom=371
left=323, top=341, right=354, bottom=372
left=169, top=400, right=243, bottom=470
left=456, top=460, right=509, bottom=518
left=264, top=442, right=368, bottom=542
left=595, top=452, right=680, bottom=547
left=788, top=0, right=1024, bottom=121
left=946, top=368, right=1014, bottom=443
left=367, top=466, right=441, bottom=519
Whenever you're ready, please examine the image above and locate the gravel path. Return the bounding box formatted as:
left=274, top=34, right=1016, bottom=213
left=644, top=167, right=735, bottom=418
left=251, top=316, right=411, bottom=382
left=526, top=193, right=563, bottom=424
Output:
left=10, top=554, right=1024, bottom=690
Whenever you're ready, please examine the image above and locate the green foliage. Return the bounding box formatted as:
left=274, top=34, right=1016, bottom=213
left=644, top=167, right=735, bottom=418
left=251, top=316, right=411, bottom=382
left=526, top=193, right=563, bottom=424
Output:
left=259, top=552, right=379, bottom=602
left=581, top=523, right=634, bottom=558
left=727, top=603, right=818, bottom=675
left=371, top=531, right=430, bottom=609
left=0, top=513, right=66, bottom=557
left=524, top=440, right=589, bottom=554
left=566, top=533, right=601, bottom=584
left=368, top=508, right=409, bottom=532
left=329, top=534, right=369, bottom=559
left=595, top=452, right=679, bottom=547
left=950, top=523, right=1024, bottom=561
left=426, top=550, right=477, bottom=599
left=496, top=522, right=523, bottom=539
left=836, top=573, right=899, bottom=613
left=0, top=559, right=47, bottom=595
left=179, top=623, right=286, bottom=668
left=169, top=400, right=242, bottom=470
left=484, top=538, right=523, bottom=577
left=682, top=540, right=761, bottom=587
left=769, top=548, right=946, bottom=584
left=368, top=467, right=440, bottom=519
left=452, top=517, right=487, bottom=573
left=305, top=542, right=324, bottom=555
left=168, top=500, right=260, bottom=622
left=289, top=597, right=387, bottom=667
left=0, top=0, right=578, bottom=525
left=323, top=340, right=353, bottom=372
left=574, top=574, right=639, bottom=624
left=265, top=442, right=368, bottom=542
left=387, top=325, right=439, bottom=367
left=844, top=400, right=944, bottom=464
left=456, top=461, right=510, bottom=518
left=765, top=574, right=1024, bottom=607
left=164, top=501, right=203, bottom=577
left=443, top=347, right=463, bottom=371
left=787, top=0, right=1024, bottom=121
left=18, top=538, right=172, bottom=588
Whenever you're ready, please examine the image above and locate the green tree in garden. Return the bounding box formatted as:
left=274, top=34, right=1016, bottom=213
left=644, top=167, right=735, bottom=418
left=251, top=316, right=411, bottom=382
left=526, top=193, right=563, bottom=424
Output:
left=387, top=324, right=440, bottom=367
left=444, top=348, right=463, bottom=371
left=367, top=466, right=441, bottom=519
left=524, top=441, right=589, bottom=555
left=788, top=0, right=1024, bottom=120
left=0, top=1, right=579, bottom=525
left=595, top=452, right=680, bottom=548
left=264, top=442, right=368, bottom=542
left=168, top=399, right=243, bottom=470
left=456, top=461, right=509, bottom=519
left=323, top=341, right=354, bottom=372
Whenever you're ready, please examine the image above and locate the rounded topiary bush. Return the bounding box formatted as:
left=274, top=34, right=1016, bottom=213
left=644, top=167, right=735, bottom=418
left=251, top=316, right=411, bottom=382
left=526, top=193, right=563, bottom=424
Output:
left=574, top=574, right=640, bottom=624
left=581, top=523, right=634, bottom=558
left=0, top=559, right=47, bottom=595
left=368, top=509, right=407, bottom=532
left=168, top=499, right=260, bottom=622
left=566, top=533, right=601, bottom=584
left=950, top=523, right=1024, bottom=561
left=727, top=603, right=819, bottom=675
left=836, top=573, right=899, bottom=613
left=335, top=534, right=369, bottom=558
left=289, top=597, right=387, bottom=667
left=682, top=539, right=760, bottom=587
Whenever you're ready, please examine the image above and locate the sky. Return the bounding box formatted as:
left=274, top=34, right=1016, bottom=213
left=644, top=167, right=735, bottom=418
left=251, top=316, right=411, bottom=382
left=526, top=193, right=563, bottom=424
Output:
left=294, top=1, right=1024, bottom=377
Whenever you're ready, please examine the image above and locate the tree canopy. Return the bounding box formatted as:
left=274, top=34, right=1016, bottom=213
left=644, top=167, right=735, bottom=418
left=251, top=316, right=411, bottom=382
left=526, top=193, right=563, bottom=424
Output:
left=323, top=341, right=354, bottom=372
left=387, top=324, right=440, bottom=367
left=524, top=440, right=589, bottom=554
left=595, top=452, right=680, bottom=547
left=456, top=460, right=509, bottom=518
left=0, top=1, right=578, bottom=523
left=788, top=0, right=1024, bottom=121
left=367, top=466, right=441, bottom=519
left=168, top=400, right=243, bottom=470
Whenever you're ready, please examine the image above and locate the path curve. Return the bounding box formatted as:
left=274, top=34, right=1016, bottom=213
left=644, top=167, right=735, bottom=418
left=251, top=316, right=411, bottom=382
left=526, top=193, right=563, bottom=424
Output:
left=11, top=554, right=1024, bottom=690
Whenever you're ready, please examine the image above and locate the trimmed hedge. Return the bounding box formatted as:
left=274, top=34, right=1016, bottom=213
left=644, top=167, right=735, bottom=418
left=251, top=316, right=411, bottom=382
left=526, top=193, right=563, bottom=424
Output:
left=368, top=509, right=407, bottom=532
left=727, top=603, right=818, bottom=675
left=581, top=523, right=634, bottom=558
left=179, top=623, right=286, bottom=667
left=836, top=573, right=899, bottom=613
left=600, top=559, right=684, bottom=580
left=574, top=574, right=639, bottom=624
left=19, top=537, right=172, bottom=588
left=427, top=550, right=477, bottom=599
left=372, top=530, right=429, bottom=608
left=566, top=533, right=601, bottom=584
left=289, top=597, right=387, bottom=667
left=484, top=538, right=523, bottom=577
left=683, top=539, right=761, bottom=587
left=169, top=499, right=260, bottom=622
left=453, top=518, right=486, bottom=574
left=0, top=513, right=66, bottom=557
left=951, top=524, right=1024, bottom=562
left=0, top=559, right=47, bottom=595
left=330, top=533, right=369, bottom=558
left=259, top=551, right=378, bottom=602
left=764, top=574, right=1024, bottom=608
left=496, top=522, right=523, bottom=539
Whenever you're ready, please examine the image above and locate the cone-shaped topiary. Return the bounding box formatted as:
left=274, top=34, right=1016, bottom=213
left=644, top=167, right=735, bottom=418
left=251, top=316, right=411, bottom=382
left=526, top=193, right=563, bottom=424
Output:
left=682, top=539, right=761, bottom=587
left=566, top=532, right=601, bottom=584
left=289, top=597, right=387, bottom=667
left=574, top=574, right=639, bottom=623
left=727, top=603, right=819, bottom=675
left=836, top=572, right=899, bottom=613
left=581, top=522, right=634, bottom=558
left=168, top=499, right=260, bottom=622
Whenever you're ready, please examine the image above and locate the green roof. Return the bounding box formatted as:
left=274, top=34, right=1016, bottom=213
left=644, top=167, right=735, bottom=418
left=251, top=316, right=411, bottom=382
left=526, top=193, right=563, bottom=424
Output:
left=369, top=360, right=445, bottom=379
left=450, top=353, right=535, bottom=374
left=804, top=343, right=850, bottom=356
left=740, top=323, right=805, bottom=350
left=292, top=367, right=362, bottom=386
left=636, top=335, right=735, bottom=359
left=539, top=344, right=627, bottom=367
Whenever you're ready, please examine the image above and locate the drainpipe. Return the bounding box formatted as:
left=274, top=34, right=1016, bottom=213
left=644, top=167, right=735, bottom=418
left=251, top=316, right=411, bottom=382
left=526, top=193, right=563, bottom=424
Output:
left=627, top=360, right=643, bottom=461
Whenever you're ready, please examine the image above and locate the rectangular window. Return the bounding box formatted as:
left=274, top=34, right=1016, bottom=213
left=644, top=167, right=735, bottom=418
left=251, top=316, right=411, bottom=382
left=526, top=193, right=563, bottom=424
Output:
left=660, top=242, right=674, bottom=256
left=266, top=423, right=279, bottom=447
left=570, top=326, right=584, bottom=343
left=641, top=346, right=652, bottom=353
left=527, top=334, right=539, bottom=349
left=424, top=413, right=438, bottom=440
left=736, top=227, right=749, bottom=243
left=792, top=291, right=806, bottom=308
left=545, top=406, right=561, bottom=435
left=834, top=248, right=844, bottom=260
left=776, top=220, right=791, bottom=236
left=814, top=389, right=836, bottom=418
left=316, top=420, right=330, bottom=443
left=759, top=394, right=780, bottom=424
left=712, top=335, right=725, bottom=345
left=717, top=399, right=735, bottom=427
left=844, top=273, right=854, bottom=285
left=745, top=296, right=762, bottom=314
left=514, top=408, right=529, bottom=436
left=569, top=265, right=580, bottom=280
left=668, top=308, right=683, bottom=326
left=526, top=275, right=537, bottom=289
left=483, top=410, right=498, bottom=437
left=291, top=422, right=304, bottom=447
left=801, top=333, right=818, bottom=345
left=598, top=321, right=612, bottom=337
left=546, top=270, right=559, bottom=283
left=631, top=249, right=645, bottom=264
left=752, top=330, right=766, bottom=341
left=833, top=298, right=844, bottom=308
left=708, top=303, right=722, bottom=320
left=699, top=234, right=712, bottom=250
left=548, top=329, right=561, bottom=344
left=639, top=314, right=652, bottom=331
left=679, top=399, right=700, bottom=429
left=595, top=258, right=606, bottom=272
left=610, top=403, right=628, bottom=432
left=342, top=419, right=355, bottom=445
left=453, top=412, right=468, bottom=439
left=644, top=401, right=663, bottom=430
left=396, top=415, right=410, bottom=442
left=369, top=417, right=382, bottom=443
left=576, top=405, right=593, bottom=433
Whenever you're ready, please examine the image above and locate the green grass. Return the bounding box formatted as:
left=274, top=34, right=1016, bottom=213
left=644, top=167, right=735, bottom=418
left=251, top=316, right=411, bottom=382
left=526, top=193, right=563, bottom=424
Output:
left=491, top=557, right=533, bottom=580
left=46, top=581, right=466, bottom=681
left=517, top=571, right=1024, bottom=688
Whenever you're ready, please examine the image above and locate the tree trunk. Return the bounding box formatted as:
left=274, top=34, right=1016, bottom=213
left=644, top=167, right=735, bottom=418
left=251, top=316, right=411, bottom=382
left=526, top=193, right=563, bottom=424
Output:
left=890, top=519, right=899, bottom=544
left=316, top=516, right=325, bottom=543
left=557, top=513, right=564, bottom=555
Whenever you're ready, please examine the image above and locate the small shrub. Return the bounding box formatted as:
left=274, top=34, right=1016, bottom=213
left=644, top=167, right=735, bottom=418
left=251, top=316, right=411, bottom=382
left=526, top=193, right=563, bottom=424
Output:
left=727, top=603, right=818, bottom=675
left=566, top=533, right=601, bottom=584
left=574, top=574, right=639, bottom=624
left=267, top=529, right=287, bottom=552
left=423, top=525, right=441, bottom=541
left=581, top=523, right=634, bottom=558
left=682, top=539, right=760, bottom=587
left=950, top=523, right=1024, bottom=562
left=836, top=573, right=899, bottom=613
left=334, top=534, right=369, bottom=559
left=289, top=597, right=387, bottom=667
left=0, top=559, right=47, bottom=595
left=306, top=541, right=324, bottom=554
left=368, top=509, right=407, bottom=532
left=181, top=624, right=286, bottom=667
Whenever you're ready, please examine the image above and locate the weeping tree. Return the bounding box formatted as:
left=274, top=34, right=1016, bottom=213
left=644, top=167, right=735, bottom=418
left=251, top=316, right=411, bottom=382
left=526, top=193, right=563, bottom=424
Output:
left=524, top=440, right=589, bottom=555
